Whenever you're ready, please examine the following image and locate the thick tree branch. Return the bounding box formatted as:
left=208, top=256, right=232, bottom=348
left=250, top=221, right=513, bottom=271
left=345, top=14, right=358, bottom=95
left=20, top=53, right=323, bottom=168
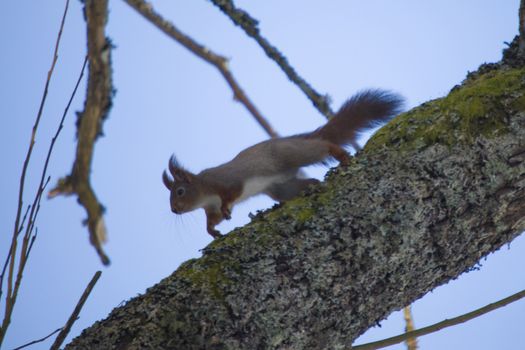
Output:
left=65, top=59, right=525, bottom=349
left=123, top=0, right=279, bottom=138
left=49, top=0, right=113, bottom=265
left=208, top=0, right=334, bottom=118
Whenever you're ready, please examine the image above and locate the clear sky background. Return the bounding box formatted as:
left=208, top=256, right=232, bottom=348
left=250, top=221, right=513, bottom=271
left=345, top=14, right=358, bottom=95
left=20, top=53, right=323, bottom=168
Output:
left=0, top=1, right=523, bottom=349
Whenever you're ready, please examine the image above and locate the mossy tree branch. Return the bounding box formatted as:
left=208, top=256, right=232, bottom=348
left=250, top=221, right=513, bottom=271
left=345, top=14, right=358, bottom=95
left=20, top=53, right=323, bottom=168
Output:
left=65, top=53, right=525, bottom=349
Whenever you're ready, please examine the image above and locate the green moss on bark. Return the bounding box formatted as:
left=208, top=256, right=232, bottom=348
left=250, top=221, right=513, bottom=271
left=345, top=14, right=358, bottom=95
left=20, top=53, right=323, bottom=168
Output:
left=366, top=67, right=525, bottom=152
left=176, top=256, right=240, bottom=301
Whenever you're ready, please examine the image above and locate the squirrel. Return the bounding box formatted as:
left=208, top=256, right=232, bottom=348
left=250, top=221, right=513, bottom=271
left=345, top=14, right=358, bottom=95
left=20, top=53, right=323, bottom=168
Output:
left=162, top=89, right=404, bottom=238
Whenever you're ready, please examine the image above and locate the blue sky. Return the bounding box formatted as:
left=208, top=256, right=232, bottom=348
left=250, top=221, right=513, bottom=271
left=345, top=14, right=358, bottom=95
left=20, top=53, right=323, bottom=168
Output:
left=0, top=1, right=523, bottom=349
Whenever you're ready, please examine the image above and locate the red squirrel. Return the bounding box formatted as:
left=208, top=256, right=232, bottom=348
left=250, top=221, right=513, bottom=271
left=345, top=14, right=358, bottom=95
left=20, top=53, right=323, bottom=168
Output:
left=162, top=89, right=404, bottom=238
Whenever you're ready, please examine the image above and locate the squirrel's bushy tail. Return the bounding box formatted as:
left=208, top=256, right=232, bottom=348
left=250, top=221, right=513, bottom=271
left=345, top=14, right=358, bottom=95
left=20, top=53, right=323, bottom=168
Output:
left=310, top=89, right=404, bottom=148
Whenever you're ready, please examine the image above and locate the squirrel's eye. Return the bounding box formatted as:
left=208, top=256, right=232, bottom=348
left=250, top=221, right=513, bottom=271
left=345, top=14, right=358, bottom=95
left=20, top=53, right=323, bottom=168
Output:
left=176, top=187, right=185, bottom=197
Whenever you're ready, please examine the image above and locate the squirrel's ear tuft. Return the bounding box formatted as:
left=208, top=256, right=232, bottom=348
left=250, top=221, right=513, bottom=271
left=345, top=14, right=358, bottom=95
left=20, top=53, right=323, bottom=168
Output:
left=162, top=170, right=174, bottom=190
left=168, top=155, right=193, bottom=183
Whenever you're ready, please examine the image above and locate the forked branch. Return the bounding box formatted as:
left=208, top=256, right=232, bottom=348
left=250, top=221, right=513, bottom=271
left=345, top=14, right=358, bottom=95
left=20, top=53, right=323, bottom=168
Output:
left=122, top=0, right=279, bottom=138
left=0, top=0, right=79, bottom=345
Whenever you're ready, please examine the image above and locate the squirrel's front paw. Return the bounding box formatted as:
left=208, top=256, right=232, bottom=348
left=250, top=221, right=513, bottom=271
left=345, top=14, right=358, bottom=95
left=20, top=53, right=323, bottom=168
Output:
left=211, top=230, right=223, bottom=239
left=207, top=227, right=223, bottom=239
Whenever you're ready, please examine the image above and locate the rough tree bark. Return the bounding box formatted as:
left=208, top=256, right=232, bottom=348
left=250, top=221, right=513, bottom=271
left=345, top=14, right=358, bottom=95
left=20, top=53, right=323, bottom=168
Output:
left=65, top=42, right=525, bottom=350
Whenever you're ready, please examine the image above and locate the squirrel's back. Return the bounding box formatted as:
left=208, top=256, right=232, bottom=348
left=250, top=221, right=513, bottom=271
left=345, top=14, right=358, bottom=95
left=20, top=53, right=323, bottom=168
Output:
left=199, top=89, right=404, bottom=182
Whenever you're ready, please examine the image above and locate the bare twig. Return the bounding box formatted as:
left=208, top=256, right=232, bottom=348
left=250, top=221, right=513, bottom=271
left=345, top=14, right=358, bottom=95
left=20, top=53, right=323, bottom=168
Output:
left=49, top=0, right=113, bottom=265
left=352, top=288, right=525, bottom=350
left=9, top=258, right=99, bottom=350
left=44, top=54, right=87, bottom=198
left=50, top=271, right=102, bottom=350
left=16, top=205, right=31, bottom=236
left=24, top=228, right=37, bottom=261
left=122, top=0, right=279, bottom=138
left=208, top=0, right=334, bottom=118
left=10, top=327, right=62, bottom=350
left=403, top=305, right=417, bottom=350
left=3, top=52, right=85, bottom=343
left=0, top=205, right=29, bottom=302
left=0, top=1, right=71, bottom=345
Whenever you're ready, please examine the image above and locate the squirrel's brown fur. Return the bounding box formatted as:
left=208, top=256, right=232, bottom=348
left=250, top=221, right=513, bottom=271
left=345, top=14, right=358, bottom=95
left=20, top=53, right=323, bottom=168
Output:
left=163, top=89, right=404, bottom=238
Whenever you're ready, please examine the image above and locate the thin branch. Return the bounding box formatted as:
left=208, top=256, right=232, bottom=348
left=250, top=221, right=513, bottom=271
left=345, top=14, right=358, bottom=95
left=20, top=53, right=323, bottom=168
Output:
left=0, top=205, right=29, bottom=302
left=0, top=0, right=70, bottom=345
left=122, top=0, right=279, bottom=138
left=9, top=0, right=68, bottom=251
left=50, top=271, right=102, bottom=350
left=402, top=305, right=417, bottom=350
left=208, top=0, right=334, bottom=118
left=24, top=229, right=37, bottom=261
left=16, top=205, right=31, bottom=236
left=25, top=176, right=50, bottom=246
left=4, top=52, right=83, bottom=346
left=10, top=327, right=62, bottom=350
left=49, top=0, right=113, bottom=265
left=352, top=288, right=525, bottom=350
left=43, top=54, right=87, bottom=201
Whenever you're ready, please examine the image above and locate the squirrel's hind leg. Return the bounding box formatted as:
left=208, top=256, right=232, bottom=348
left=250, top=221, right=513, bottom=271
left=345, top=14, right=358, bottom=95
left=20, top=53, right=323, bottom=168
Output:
left=327, top=142, right=351, bottom=165
left=265, top=178, right=320, bottom=202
